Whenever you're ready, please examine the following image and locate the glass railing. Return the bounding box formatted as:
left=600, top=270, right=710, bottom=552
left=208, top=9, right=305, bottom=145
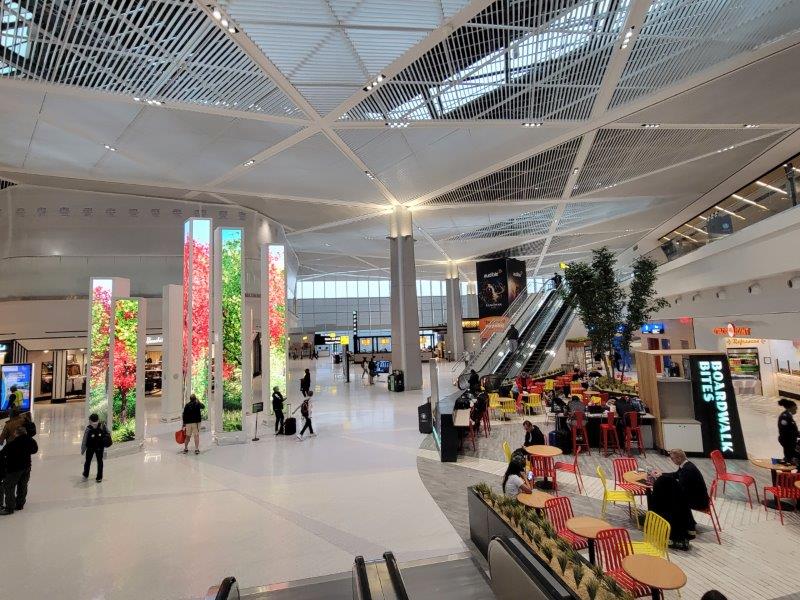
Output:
left=502, top=293, right=567, bottom=379
left=644, top=154, right=799, bottom=266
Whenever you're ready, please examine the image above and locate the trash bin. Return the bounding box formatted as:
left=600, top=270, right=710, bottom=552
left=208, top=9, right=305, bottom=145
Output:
left=388, top=373, right=396, bottom=392
left=418, top=401, right=432, bottom=434
left=394, top=370, right=404, bottom=392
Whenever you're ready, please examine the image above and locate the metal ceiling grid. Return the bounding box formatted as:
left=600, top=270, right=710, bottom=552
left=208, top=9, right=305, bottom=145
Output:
left=572, top=127, right=770, bottom=195
left=447, top=205, right=557, bottom=240
left=0, top=0, right=303, bottom=116
left=610, top=0, right=800, bottom=109
left=422, top=137, right=582, bottom=206
left=555, top=198, right=640, bottom=231
left=477, top=237, right=546, bottom=259
left=342, top=0, right=630, bottom=122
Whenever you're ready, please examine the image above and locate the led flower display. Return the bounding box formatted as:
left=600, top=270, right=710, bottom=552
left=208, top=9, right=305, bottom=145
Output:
left=88, top=279, right=113, bottom=422
left=112, top=299, right=138, bottom=442
left=268, top=245, right=286, bottom=395
left=183, top=218, right=211, bottom=420
left=220, top=229, right=243, bottom=431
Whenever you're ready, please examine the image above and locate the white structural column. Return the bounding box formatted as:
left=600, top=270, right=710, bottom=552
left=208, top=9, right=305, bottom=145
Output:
left=161, top=284, right=183, bottom=422
left=445, top=262, right=464, bottom=362
left=389, top=207, right=422, bottom=390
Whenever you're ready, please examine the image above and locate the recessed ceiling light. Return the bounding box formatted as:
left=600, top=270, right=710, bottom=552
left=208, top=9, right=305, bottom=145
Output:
left=377, top=74, right=385, bottom=82
left=104, top=144, right=116, bottom=151
left=220, top=18, right=228, bottom=27
left=731, top=193, right=768, bottom=210
left=364, top=171, right=376, bottom=180
left=133, top=96, right=141, bottom=102
left=243, top=159, right=255, bottom=167
left=324, top=243, right=332, bottom=247
left=641, top=123, right=660, bottom=128
left=620, top=26, right=634, bottom=49
left=386, top=121, right=409, bottom=129
left=572, top=167, right=579, bottom=174
left=212, top=8, right=221, bottom=19
left=743, top=124, right=759, bottom=128
left=523, top=122, right=542, bottom=128
left=227, top=26, right=236, bottom=33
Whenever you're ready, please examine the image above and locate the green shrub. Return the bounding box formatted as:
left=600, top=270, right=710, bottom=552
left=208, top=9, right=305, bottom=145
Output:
left=222, top=409, right=242, bottom=432
left=222, top=371, right=243, bottom=411
left=586, top=579, right=600, bottom=600
left=112, top=419, right=136, bottom=443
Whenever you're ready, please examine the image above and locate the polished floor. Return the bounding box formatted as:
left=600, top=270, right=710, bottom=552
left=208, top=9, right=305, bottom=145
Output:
left=9, top=359, right=466, bottom=600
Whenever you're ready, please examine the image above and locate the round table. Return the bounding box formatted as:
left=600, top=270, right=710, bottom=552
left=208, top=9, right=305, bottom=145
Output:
left=516, top=490, right=552, bottom=511
left=795, top=480, right=800, bottom=490
left=565, top=516, right=611, bottom=564
left=622, top=555, right=686, bottom=600
left=623, top=470, right=652, bottom=488
left=525, top=445, right=562, bottom=489
left=750, top=458, right=796, bottom=508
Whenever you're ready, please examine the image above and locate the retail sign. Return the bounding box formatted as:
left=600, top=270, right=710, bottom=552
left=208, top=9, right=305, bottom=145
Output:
left=688, top=355, right=747, bottom=459
left=461, top=319, right=480, bottom=330
left=726, top=338, right=767, bottom=347
left=641, top=322, right=665, bottom=334
left=146, top=335, right=163, bottom=345
left=713, top=322, right=751, bottom=337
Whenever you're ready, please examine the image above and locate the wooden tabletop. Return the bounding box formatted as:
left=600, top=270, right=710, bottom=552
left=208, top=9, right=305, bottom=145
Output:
left=565, top=516, right=611, bottom=539
left=623, top=470, right=651, bottom=487
left=516, top=490, right=552, bottom=509
left=525, top=445, right=561, bottom=457
left=750, top=458, right=797, bottom=471
left=795, top=480, right=800, bottom=490
left=622, top=555, right=687, bottom=591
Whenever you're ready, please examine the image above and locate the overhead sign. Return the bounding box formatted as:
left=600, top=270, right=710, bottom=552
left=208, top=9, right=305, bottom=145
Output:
left=145, top=335, right=163, bottom=345
left=640, top=322, right=665, bottom=334
left=461, top=319, right=480, bottom=330
left=323, top=333, right=341, bottom=345
left=713, top=323, right=751, bottom=337
left=689, top=355, right=747, bottom=459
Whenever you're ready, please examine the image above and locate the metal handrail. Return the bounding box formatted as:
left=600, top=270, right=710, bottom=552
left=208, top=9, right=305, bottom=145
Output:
left=383, top=552, right=410, bottom=600
left=353, top=556, right=372, bottom=600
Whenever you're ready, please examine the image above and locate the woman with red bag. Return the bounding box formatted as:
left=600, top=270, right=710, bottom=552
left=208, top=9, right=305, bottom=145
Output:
left=181, top=394, right=204, bottom=455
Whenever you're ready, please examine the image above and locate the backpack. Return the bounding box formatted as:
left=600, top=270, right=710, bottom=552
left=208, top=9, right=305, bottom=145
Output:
left=300, top=400, right=309, bottom=418
left=101, top=424, right=113, bottom=448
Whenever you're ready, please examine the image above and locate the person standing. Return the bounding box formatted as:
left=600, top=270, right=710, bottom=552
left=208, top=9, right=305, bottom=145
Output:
left=777, top=399, right=798, bottom=465
left=368, top=356, right=376, bottom=385
left=182, top=394, right=204, bottom=455
left=81, top=413, right=108, bottom=482
left=0, top=426, right=38, bottom=514
left=0, top=407, right=25, bottom=445
left=272, top=386, right=286, bottom=435
left=551, top=272, right=562, bottom=289
left=300, top=368, right=311, bottom=397
left=468, top=369, right=480, bottom=393
left=506, top=324, right=519, bottom=353
left=294, top=391, right=315, bottom=440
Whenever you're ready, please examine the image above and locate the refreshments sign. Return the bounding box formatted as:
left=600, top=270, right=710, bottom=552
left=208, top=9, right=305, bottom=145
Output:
left=713, top=322, right=751, bottom=337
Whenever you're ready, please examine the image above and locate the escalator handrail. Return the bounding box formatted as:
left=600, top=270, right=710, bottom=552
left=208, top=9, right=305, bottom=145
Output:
left=206, top=576, right=239, bottom=600
left=382, top=551, right=410, bottom=600
left=353, top=556, right=373, bottom=600
left=497, top=292, right=565, bottom=381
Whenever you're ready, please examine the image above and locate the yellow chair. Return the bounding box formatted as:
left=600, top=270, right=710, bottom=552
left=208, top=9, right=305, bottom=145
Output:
left=524, top=393, right=542, bottom=415
left=544, top=379, right=555, bottom=391
left=597, top=466, right=640, bottom=528
left=499, top=398, right=517, bottom=420
left=632, top=511, right=670, bottom=559
left=502, top=440, right=512, bottom=463
left=488, top=392, right=501, bottom=419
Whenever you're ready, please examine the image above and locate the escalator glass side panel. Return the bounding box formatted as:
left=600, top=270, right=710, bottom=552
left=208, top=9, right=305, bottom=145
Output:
left=498, top=293, right=565, bottom=380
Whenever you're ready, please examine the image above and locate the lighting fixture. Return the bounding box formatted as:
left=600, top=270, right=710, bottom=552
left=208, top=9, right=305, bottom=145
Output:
left=716, top=145, right=735, bottom=153
left=138, top=98, right=164, bottom=106
left=386, top=121, right=409, bottom=129
left=572, top=167, right=579, bottom=174
left=755, top=180, right=787, bottom=194
left=716, top=289, right=727, bottom=300
left=220, top=18, right=228, bottom=27
left=686, top=224, right=708, bottom=235
left=620, top=26, right=634, bottom=49
left=697, top=215, right=707, bottom=220
left=133, top=96, right=141, bottom=102
left=227, top=26, right=236, bottom=33
left=731, top=193, right=768, bottom=210
left=714, top=205, right=745, bottom=220
left=104, top=144, right=117, bottom=152
left=363, top=74, right=387, bottom=92
left=212, top=8, right=221, bottom=19
left=748, top=283, right=761, bottom=295
left=209, top=6, right=237, bottom=35
left=641, top=123, right=660, bottom=128
left=523, top=122, right=542, bottom=128
left=243, top=159, right=255, bottom=167
left=364, top=171, right=376, bottom=180
left=743, top=124, right=759, bottom=128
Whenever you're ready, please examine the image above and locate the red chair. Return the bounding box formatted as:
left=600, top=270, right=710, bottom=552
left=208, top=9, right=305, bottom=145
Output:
left=531, top=455, right=558, bottom=494
left=571, top=411, right=591, bottom=456
left=764, top=472, right=800, bottom=525
left=710, top=449, right=759, bottom=508
left=595, top=528, right=651, bottom=598
left=696, top=480, right=722, bottom=544
left=554, top=447, right=584, bottom=494
left=613, top=457, right=647, bottom=504
left=623, top=412, right=645, bottom=457
left=599, top=411, right=621, bottom=456
left=544, top=497, right=588, bottom=550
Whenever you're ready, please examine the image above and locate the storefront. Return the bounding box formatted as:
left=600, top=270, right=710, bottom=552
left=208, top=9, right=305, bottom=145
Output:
left=144, top=335, right=163, bottom=395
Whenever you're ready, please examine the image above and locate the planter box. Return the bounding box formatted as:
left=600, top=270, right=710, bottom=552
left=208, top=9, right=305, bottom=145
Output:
left=468, top=487, right=581, bottom=600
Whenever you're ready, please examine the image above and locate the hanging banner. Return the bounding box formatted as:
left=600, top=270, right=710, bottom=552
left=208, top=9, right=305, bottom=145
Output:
left=689, top=355, right=747, bottom=459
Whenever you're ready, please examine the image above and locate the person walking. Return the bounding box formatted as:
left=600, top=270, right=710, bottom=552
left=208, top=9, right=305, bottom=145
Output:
left=300, top=368, right=311, bottom=397
left=361, top=358, right=369, bottom=380
left=368, top=356, right=376, bottom=385
left=0, top=425, right=38, bottom=514
left=182, top=394, right=204, bottom=454
left=272, top=386, right=286, bottom=435
left=81, top=413, right=109, bottom=482
left=294, top=391, right=315, bottom=440
left=506, top=324, right=519, bottom=353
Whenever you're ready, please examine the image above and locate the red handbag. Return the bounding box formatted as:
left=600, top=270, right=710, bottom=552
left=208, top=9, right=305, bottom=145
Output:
left=175, top=428, right=186, bottom=444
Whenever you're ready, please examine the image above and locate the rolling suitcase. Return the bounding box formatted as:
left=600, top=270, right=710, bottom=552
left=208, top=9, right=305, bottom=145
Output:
left=282, top=417, right=297, bottom=436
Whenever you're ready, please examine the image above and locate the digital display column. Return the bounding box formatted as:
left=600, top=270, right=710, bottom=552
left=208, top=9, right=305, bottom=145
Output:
left=261, top=244, right=287, bottom=396
left=110, top=298, right=145, bottom=443
left=183, top=218, right=212, bottom=419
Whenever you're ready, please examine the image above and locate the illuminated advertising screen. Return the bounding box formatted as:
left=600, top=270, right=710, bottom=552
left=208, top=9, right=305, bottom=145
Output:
left=475, top=258, right=507, bottom=318
left=88, top=278, right=113, bottom=421
left=220, top=228, right=243, bottom=432
left=111, top=299, right=139, bottom=442
left=689, top=355, right=747, bottom=459
left=0, top=363, right=33, bottom=412
left=267, top=245, right=287, bottom=395
left=183, top=218, right=212, bottom=419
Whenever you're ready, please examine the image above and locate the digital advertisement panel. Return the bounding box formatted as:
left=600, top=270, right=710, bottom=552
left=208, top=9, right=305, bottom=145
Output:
left=88, top=278, right=113, bottom=421
left=268, top=244, right=287, bottom=396
left=183, top=218, right=212, bottom=420
left=475, top=258, right=508, bottom=318
left=689, top=355, right=747, bottom=459
left=506, top=258, right=527, bottom=305
left=112, top=299, right=139, bottom=443
left=220, top=228, right=244, bottom=432
left=0, top=363, right=33, bottom=412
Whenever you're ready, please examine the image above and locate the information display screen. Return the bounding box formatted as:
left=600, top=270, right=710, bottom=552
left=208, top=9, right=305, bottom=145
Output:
left=375, top=360, right=391, bottom=374
left=0, top=363, right=33, bottom=411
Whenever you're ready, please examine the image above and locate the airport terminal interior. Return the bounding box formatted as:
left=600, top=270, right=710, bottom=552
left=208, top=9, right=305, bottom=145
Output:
left=2, top=1, right=800, bottom=599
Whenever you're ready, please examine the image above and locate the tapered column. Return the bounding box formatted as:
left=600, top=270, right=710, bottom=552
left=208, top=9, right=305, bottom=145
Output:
left=445, top=262, right=464, bottom=362
left=389, top=206, right=422, bottom=390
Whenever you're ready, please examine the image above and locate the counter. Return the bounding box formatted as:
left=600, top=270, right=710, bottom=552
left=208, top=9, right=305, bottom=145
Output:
left=776, top=372, right=800, bottom=400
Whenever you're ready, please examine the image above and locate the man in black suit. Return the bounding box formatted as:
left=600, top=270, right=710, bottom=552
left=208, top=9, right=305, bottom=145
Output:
left=666, top=448, right=710, bottom=537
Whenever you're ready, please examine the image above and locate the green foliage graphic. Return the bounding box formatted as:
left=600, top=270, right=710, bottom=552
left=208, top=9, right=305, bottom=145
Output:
left=221, top=233, right=243, bottom=431
left=112, top=299, right=138, bottom=441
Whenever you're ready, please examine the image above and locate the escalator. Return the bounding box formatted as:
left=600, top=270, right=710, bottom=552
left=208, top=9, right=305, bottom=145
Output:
left=206, top=552, right=493, bottom=600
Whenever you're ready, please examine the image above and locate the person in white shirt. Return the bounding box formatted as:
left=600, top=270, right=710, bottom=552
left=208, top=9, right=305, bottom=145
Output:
left=502, top=456, right=532, bottom=498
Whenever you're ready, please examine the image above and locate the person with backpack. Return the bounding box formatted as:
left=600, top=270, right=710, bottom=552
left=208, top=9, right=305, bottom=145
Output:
left=0, top=425, right=38, bottom=514
left=81, top=413, right=110, bottom=482
left=182, top=394, right=204, bottom=454
left=272, top=386, right=286, bottom=435
left=294, top=391, right=315, bottom=440
left=300, top=369, right=311, bottom=397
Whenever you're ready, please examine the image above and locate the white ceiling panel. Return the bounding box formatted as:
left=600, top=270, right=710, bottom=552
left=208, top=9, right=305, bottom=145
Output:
left=23, top=120, right=109, bottom=173
left=224, top=133, right=384, bottom=202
